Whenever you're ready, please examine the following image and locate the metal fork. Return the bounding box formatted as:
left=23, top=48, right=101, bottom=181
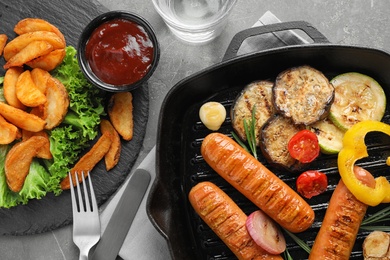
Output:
left=69, top=171, right=101, bottom=260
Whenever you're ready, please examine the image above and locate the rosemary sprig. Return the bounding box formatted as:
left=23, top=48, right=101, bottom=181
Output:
left=283, top=249, right=294, bottom=260
left=284, top=229, right=311, bottom=255
left=231, top=131, right=250, bottom=153
left=231, top=105, right=258, bottom=159
left=360, top=205, right=390, bottom=231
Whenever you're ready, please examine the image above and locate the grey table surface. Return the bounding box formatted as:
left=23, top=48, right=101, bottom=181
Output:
left=1, top=0, right=390, bottom=259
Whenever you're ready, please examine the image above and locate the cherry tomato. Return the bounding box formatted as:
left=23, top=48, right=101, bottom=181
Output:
left=288, top=129, right=320, bottom=163
left=296, top=170, right=328, bottom=199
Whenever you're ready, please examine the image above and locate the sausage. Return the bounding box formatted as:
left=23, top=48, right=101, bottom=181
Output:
left=201, top=133, right=315, bottom=233
left=309, top=166, right=376, bottom=259
left=189, top=181, right=283, bottom=260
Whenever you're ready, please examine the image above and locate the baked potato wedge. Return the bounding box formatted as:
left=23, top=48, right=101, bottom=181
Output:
left=26, top=48, right=66, bottom=71
left=3, top=40, right=54, bottom=69
left=3, top=31, right=65, bottom=61
left=108, top=92, right=134, bottom=141
left=0, top=114, right=20, bottom=144
left=21, top=129, right=52, bottom=159
left=13, top=18, right=66, bottom=45
left=31, top=67, right=51, bottom=94
left=43, top=77, right=69, bottom=129
left=0, top=34, right=7, bottom=57
left=0, top=102, right=46, bottom=132
left=16, top=70, right=47, bottom=107
left=5, top=136, right=49, bottom=192
left=61, top=132, right=112, bottom=190
left=100, top=119, right=121, bottom=171
left=3, top=67, right=26, bottom=110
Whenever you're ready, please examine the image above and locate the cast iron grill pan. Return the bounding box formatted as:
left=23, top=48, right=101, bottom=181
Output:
left=148, top=21, right=390, bottom=260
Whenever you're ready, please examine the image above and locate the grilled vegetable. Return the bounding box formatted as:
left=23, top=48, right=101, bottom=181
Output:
left=296, top=170, right=327, bottom=199
left=199, top=101, right=226, bottom=131
left=309, top=117, right=344, bottom=154
left=201, top=133, right=315, bottom=233
left=246, top=210, right=286, bottom=255
left=363, top=231, right=390, bottom=259
left=273, top=65, right=334, bottom=125
left=329, top=72, right=386, bottom=130
left=231, top=80, right=275, bottom=145
left=260, top=114, right=305, bottom=171
left=338, top=120, right=390, bottom=206
left=189, top=182, right=283, bottom=260
left=288, top=129, right=320, bottom=163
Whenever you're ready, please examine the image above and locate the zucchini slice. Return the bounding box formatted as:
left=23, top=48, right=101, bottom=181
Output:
left=273, top=65, right=334, bottom=125
left=309, top=118, right=344, bottom=154
left=329, top=72, right=386, bottom=131
left=231, top=80, right=275, bottom=146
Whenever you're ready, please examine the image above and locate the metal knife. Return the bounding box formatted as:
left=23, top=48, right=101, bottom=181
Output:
left=91, top=168, right=151, bottom=260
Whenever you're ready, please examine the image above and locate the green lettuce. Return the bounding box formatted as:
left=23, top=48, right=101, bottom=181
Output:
left=0, top=46, right=105, bottom=207
left=47, top=46, right=105, bottom=195
left=0, top=145, right=22, bottom=208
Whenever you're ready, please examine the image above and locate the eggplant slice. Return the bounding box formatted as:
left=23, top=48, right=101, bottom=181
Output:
left=231, top=80, right=275, bottom=145
left=273, top=65, right=334, bottom=125
left=260, top=114, right=305, bottom=172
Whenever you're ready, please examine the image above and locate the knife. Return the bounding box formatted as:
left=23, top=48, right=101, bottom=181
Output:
left=91, top=168, right=151, bottom=260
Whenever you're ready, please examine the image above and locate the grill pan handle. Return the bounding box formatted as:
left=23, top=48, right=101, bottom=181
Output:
left=223, top=20, right=329, bottom=61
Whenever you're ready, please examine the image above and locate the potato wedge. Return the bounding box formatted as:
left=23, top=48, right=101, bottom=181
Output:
left=100, top=119, right=121, bottom=171
left=16, top=70, right=47, bottom=107
left=61, top=132, right=112, bottom=190
left=0, top=102, right=46, bottom=132
left=14, top=18, right=66, bottom=45
left=3, top=67, right=26, bottom=110
left=5, top=136, right=48, bottom=192
left=43, top=77, right=69, bottom=129
left=31, top=67, right=51, bottom=94
left=3, top=31, right=65, bottom=61
left=4, top=40, right=54, bottom=69
left=0, top=34, right=7, bottom=56
left=26, top=48, right=66, bottom=71
left=0, top=114, right=20, bottom=144
left=30, top=105, right=45, bottom=119
left=21, top=130, right=52, bottom=159
left=108, top=92, right=134, bottom=141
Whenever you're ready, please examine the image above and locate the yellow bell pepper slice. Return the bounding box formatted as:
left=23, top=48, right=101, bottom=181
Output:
left=338, top=120, right=390, bottom=206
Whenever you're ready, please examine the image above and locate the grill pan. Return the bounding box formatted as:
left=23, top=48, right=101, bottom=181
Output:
left=147, top=21, right=390, bottom=259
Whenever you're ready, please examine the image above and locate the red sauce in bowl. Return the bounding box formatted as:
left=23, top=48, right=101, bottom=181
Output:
left=85, top=18, right=154, bottom=85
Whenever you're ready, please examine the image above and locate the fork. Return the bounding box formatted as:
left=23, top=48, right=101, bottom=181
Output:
left=69, top=171, right=101, bottom=260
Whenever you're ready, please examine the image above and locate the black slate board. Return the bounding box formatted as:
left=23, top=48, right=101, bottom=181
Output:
left=0, top=0, right=149, bottom=235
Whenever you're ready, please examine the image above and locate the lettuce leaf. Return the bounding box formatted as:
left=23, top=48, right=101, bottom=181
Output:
left=19, top=160, right=51, bottom=203
left=0, top=145, right=23, bottom=208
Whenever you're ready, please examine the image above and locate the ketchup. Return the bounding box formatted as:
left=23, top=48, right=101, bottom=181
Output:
left=85, top=18, right=154, bottom=85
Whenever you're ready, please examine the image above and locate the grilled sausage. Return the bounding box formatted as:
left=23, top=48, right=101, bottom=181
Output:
left=201, top=133, right=315, bottom=233
left=189, top=181, right=283, bottom=260
left=309, top=166, right=376, bottom=260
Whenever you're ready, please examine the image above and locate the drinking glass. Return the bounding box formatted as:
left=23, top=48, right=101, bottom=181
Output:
left=152, top=0, right=237, bottom=44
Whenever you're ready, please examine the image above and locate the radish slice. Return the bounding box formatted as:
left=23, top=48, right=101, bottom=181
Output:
left=246, top=210, right=286, bottom=254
